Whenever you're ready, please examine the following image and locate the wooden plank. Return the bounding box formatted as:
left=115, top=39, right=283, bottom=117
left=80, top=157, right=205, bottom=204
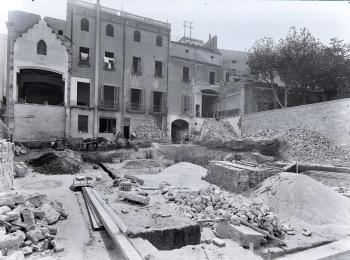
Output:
left=82, top=190, right=103, bottom=230
left=84, top=188, right=144, bottom=260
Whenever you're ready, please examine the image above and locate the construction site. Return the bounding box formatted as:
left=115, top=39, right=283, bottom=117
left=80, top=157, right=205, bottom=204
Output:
left=0, top=116, right=348, bottom=260
left=0, top=0, right=349, bottom=259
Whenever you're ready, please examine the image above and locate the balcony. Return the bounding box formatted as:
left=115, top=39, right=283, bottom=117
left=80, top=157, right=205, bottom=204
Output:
left=98, top=100, right=120, bottom=111
left=126, top=103, right=146, bottom=113
left=150, top=105, right=168, bottom=115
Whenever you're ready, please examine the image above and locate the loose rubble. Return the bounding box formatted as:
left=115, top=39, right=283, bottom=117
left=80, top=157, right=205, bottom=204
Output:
left=164, top=185, right=286, bottom=237
left=135, top=121, right=165, bottom=141
left=194, top=119, right=238, bottom=147
left=0, top=192, right=67, bottom=258
left=245, top=128, right=350, bottom=163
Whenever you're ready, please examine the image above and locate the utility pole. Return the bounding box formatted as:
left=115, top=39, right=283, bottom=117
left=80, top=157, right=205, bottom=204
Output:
left=183, top=20, right=194, bottom=41
left=93, top=0, right=100, bottom=137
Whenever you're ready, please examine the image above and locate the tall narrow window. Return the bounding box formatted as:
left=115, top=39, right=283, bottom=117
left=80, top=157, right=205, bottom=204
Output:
left=155, top=61, right=163, bottom=77
left=79, top=47, right=90, bottom=65
left=156, top=35, right=162, bottom=47
left=132, top=57, right=142, bottom=75
left=183, top=66, right=189, bottom=82
left=106, top=24, right=114, bottom=37
left=81, top=18, right=89, bottom=32
left=37, top=40, right=47, bottom=55
left=78, top=115, right=89, bottom=133
left=104, top=51, right=114, bottom=70
left=134, top=30, right=141, bottom=42
left=209, top=71, right=215, bottom=85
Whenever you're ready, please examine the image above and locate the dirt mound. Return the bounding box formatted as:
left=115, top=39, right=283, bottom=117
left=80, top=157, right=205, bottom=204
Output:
left=135, top=121, right=165, bottom=141
left=122, top=159, right=161, bottom=169
left=250, top=172, right=350, bottom=225
left=28, top=152, right=80, bottom=175
left=194, top=119, right=238, bottom=147
left=245, top=128, right=350, bottom=164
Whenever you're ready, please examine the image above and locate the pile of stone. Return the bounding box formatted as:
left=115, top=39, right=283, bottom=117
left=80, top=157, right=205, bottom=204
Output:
left=0, top=192, right=67, bottom=258
left=165, top=185, right=285, bottom=237
left=194, top=119, right=238, bottom=147
left=245, top=128, right=350, bottom=164
left=135, top=121, right=165, bottom=141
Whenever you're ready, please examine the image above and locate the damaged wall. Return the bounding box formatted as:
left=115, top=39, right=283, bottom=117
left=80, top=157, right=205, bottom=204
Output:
left=0, top=140, right=14, bottom=192
left=241, top=98, right=350, bottom=147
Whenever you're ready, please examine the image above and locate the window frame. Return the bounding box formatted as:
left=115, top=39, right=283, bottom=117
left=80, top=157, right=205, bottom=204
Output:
left=99, top=117, right=116, bottom=133
left=156, top=35, right=163, bottom=47
left=78, top=115, right=89, bottom=133
left=209, top=71, right=216, bottom=85
left=154, top=61, right=163, bottom=78
left=37, top=40, right=47, bottom=56
left=106, top=24, right=114, bottom=37
left=80, top=18, right=89, bottom=32
left=133, top=30, right=141, bottom=42
left=132, top=57, right=142, bottom=75
left=104, top=51, right=115, bottom=70
left=79, top=47, right=90, bottom=66
left=182, top=66, right=190, bottom=82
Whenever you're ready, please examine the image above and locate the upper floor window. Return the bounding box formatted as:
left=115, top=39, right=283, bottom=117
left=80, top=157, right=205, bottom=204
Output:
left=106, top=24, right=114, bottom=37
left=104, top=51, right=114, bottom=70
left=37, top=40, right=47, bottom=55
left=156, top=35, right=162, bottom=47
left=79, top=47, right=90, bottom=66
left=81, top=18, right=89, bottom=32
left=209, top=71, right=215, bottom=85
left=134, top=30, right=141, bottom=42
left=183, top=66, right=190, bottom=82
left=154, top=61, right=163, bottom=77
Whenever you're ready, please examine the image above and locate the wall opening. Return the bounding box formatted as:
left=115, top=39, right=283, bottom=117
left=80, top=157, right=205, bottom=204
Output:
left=129, top=88, right=143, bottom=112
left=99, top=118, right=116, bottom=133
left=77, top=82, right=90, bottom=106
left=201, top=89, right=219, bottom=118
left=17, top=69, right=64, bottom=105
left=171, top=119, right=189, bottom=143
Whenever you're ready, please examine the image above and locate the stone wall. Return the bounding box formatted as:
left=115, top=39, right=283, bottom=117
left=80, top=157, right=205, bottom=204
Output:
left=0, top=140, right=14, bottom=192
left=241, top=98, right=350, bottom=147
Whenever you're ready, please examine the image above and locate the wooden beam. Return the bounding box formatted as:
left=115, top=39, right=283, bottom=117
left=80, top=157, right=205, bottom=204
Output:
left=83, top=188, right=144, bottom=260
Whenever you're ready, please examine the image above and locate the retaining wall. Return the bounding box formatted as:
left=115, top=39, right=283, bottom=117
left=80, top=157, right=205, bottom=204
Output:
left=0, top=140, right=14, bottom=192
left=241, top=98, right=350, bottom=147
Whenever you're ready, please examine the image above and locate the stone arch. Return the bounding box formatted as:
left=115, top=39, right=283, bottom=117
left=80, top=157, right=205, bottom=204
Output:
left=171, top=119, right=189, bottom=143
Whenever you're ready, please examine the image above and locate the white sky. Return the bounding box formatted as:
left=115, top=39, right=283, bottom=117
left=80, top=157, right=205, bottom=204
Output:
left=0, top=0, right=349, bottom=51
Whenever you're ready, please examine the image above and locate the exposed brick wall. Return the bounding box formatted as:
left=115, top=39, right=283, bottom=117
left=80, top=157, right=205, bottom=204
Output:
left=241, top=98, right=350, bottom=147
left=0, top=140, right=14, bottom=192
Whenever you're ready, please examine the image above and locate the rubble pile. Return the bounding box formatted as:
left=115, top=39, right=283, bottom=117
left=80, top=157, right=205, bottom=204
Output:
left=0, top=192, right=67, bottom=257
left=251, top=172, right=350, bottom=226
left=245, top=128, right=350, bottom=163
left=165, top=185, right=285, bottom=237
left=27, top=151, right=80, bottom=175
left=135, top=121, right=165, bottom=141
left=194, top=119, right=238, bottom=147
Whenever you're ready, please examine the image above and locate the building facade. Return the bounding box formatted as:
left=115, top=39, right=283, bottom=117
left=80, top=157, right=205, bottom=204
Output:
left=5, top=0, right=321, bottom=142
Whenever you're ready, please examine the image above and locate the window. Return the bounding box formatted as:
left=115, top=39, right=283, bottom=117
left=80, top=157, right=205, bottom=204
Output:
left=37, top=40, right=47, bottom=55
left=132, top=57, right=142, bottom=75
left=152, top=91, right=166, bottom=113
left=104, top=51, right=114, bottom=70
left=210, top=55, right=214, bottom=59
left=58, top=30, right=63, bottom=35
left=129, top=88, right=143, bottom=112
left=209, top=71, right=215, bottom=85
left=81, top=18, right=89, bottom=32
left=183, top=66, right=190, bottom=82
left=106, top=24, right=114, bottom=37
left=156, top=35, right=162, bottom=47
left=185, top=49, right=189, bottom=53
left=154, top=61, right=163, bottom=77
left=99, top=118, right=116, bottom=133
left=133, top=30, right=141, bottom=42
left=226, top=72, right=230, bottom=83
left=231, top=69, right=237, bottom=76
left=79, top=47, right=90, bottom=65
left=78, top=115, right=88, bottom=133
left=232, top=60, right=237, bottom=64
left=77, top=82, right=90, bottom=106
left=182, top=95, right=191, bottom=114
left=101, top=85, right=119, bottom=108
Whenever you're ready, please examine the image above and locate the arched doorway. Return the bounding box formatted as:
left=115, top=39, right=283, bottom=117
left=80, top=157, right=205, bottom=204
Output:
left=201, top=89, right=219, bottom=118
left=171, top=119, right=189, bottom=143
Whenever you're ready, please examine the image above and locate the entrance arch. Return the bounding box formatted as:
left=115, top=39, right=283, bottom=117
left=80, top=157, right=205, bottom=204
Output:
left=171, top=119, right=189, bottom=143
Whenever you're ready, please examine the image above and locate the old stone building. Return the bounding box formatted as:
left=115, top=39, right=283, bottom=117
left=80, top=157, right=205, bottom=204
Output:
left=4, top=0, right=323, bottom=143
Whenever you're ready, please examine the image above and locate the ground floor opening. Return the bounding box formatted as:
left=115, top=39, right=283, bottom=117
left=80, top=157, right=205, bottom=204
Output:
left=171, top=119, right=189, bottom=143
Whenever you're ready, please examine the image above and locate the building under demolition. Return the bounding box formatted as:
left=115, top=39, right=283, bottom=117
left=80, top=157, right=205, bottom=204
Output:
left=3, top=0, right=323, bottom=143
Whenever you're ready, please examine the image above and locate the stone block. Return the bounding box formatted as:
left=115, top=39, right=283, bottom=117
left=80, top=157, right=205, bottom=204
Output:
left=215, top=222, right=264, bottom=249
left=0, top=206, right=11, bottom=215
left=39, top=204, right=60, bottom=224
left=26, top=227, right=49, bottom=242
left=51, top=239, right=64, bottom=252
left=5, top=210, right=20, bottom=221
left=0, top=230, right=26, bottom=249
left=21, top=209, right=35, bottom=226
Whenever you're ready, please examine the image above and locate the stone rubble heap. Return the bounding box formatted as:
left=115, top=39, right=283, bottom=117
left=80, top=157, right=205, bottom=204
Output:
left=135, top=121, right=165, bottom=141
left=0, top=192, right=67, bottom=258
left=165, top=185, right=285, bottom=237
left=194, top=119, right=238, bottom=147
left=245, top=128, right=350, bottom=164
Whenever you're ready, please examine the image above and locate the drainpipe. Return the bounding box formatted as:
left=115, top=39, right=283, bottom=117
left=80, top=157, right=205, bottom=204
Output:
left=93, top=0, right=100, bottom=138
left=165, top=26, right=170, bottom=138
left=121, top=19, right=126, bottom=136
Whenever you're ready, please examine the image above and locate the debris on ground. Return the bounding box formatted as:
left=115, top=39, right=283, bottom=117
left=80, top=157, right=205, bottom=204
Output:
left=194, top=119, right=238, bottom=147
left=250, top=172, right=350, bottom=225
left=245, top=128, right=350, bottom=164
left=27, top=151, right=80, bottom=175
left=13, top=163, right=27, bottom=178
left=164, top=185, right=286, bottom=238
left=122, top=159, right=161, bottom=169
left=135, top=121, right=165, bottom=141
left=0, top=192, right=67, bottom=257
